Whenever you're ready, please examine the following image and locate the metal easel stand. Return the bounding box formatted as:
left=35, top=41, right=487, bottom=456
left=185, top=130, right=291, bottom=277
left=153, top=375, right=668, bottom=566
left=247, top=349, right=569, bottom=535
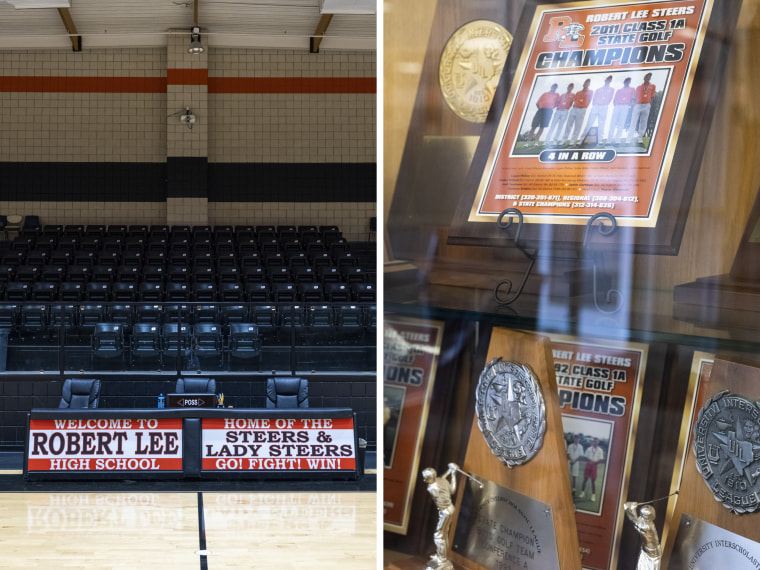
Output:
left=493, top=209, right=624, bottom=314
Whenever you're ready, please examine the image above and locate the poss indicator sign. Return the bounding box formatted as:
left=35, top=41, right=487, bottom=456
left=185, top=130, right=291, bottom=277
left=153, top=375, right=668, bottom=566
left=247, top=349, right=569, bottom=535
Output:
left=166, top=393, right=217, bottom=408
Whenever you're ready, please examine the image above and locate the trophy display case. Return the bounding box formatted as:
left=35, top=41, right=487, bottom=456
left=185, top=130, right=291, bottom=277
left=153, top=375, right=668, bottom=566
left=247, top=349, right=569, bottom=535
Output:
left=383, top=0, right=760, bottom=568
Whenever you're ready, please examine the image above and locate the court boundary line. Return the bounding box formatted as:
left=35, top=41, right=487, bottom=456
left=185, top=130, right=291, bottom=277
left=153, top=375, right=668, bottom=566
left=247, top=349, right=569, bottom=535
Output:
left=198, top=491, right=209, bottom=570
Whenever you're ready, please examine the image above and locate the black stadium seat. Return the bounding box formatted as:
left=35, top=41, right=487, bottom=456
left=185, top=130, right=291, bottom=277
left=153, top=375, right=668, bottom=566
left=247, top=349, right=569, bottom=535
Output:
left=31, top=281, right=57, bottom=301
left=92, top=323, right=125, bottom=363
left=20, top=304, right=48, bottom=336
left=139, top=282, right=164, bottom=302
left=50, top=303, right=78, bottom=332
left=245, top=282, right=270, bottom=302
left=228, top=323, right=261, bottom=360
left=219, top=304, right=248, bottom=325
left=78, top=304, right=104, bottom=334
left=298, top=283, right=323, bottom=302
left=219, top=282, right=244, bottom=302
left=108, top=224, right=128, bottom=237
left=325, top=282, right=350, bottom=302
left=15, top=264, right=41, bottom=283
left=131, top=323, right=161, bottom=366
left=112, top=282, right=137, bottom=302
left=5, top=282, right=30, bottom=301
left=129, top=224, right=149, bottom=237
left=272, top=282, right=296, bottom=302
left=107, top=304, right=135, bottom=331
left=351, top=282, right=376, bottom=302
left=304, top=305, right=335, bottom=345
left=135, top=303, right=162, bottom=324
left=91, top=264, right=115, bottom=283
left=193, top=322, right=224, bottom=366
left=166, top=282, right=190, bottom=302
left=161, top=322, right=191, bottom=367
left=0, top=304, right=19, bottom=329
left=192, top=281, right=217, bottom=302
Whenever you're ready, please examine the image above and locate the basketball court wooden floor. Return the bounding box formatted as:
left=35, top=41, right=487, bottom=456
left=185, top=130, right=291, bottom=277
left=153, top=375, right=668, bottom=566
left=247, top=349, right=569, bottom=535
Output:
left=0, top=490, right=376, bottom=569
left=0, top=454, right=378, bottom=569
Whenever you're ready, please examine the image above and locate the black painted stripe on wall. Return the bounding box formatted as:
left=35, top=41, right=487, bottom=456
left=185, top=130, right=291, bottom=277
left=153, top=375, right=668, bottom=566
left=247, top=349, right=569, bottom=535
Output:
left=0, top=162, right=167, bottom=202
left=208, top=163, right=376, bottom=202
left=0, top=162, right=376, bottom=202
left=167, top=157, right=208, bottom=198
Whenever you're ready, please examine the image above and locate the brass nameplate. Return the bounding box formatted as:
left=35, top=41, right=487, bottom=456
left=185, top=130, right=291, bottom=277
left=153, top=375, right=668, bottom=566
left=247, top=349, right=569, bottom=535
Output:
left=452, top=477, right=560, bottom=569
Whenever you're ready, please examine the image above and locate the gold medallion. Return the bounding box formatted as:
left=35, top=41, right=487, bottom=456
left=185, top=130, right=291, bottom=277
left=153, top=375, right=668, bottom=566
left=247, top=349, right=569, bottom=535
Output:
left=439, top=20, right=512, bottom=123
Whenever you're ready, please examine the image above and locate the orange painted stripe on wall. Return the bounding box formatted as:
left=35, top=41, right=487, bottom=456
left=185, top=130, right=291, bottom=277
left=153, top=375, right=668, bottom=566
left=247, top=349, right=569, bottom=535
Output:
left=0, top=76, right=166, bottom=93
left=208, top=77, right=376, bottom=94
left=0, top=75, right=375, bottom=94
left=167, top=68, right=208, bottom=85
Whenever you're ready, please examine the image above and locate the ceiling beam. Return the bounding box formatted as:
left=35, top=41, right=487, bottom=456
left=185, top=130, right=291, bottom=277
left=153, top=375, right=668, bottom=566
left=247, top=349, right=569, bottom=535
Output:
left=310, top=13, right=333, bottom=53
left=57, top=7, right=81, bottom=52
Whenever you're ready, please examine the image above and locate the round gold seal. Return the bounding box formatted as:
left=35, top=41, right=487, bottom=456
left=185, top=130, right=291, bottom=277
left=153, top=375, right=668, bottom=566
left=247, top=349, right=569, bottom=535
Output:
left=439, top=20, right=513, bottom=123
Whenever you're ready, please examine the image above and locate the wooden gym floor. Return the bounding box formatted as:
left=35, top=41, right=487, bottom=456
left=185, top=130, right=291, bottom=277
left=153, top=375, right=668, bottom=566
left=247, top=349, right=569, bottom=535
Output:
left=0, top=453, right=378, bottom=569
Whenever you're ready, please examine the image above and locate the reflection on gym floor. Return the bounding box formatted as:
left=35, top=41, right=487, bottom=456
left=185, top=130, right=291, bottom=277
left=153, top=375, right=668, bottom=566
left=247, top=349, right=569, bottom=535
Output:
left=0, top=491, right=376, bottom=569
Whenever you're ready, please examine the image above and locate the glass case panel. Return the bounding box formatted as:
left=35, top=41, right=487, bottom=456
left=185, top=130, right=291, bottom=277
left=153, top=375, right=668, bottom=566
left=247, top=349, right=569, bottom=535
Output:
left=384, top=0, right=760, bottom=568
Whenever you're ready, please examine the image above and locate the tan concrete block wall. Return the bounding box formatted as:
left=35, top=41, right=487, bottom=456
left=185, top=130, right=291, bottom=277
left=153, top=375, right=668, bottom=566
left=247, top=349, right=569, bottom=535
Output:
left=0, top=49, right=167, bottom=163
left=0, top=200, right=167, bottom=226
left=0, top=47, right=376, bottom=233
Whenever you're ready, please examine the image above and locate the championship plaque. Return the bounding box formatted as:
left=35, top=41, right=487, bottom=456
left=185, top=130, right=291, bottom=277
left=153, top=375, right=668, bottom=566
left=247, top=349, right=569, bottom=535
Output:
left=550, top=336, right=651, bottom=570
left=449, top=327, right=582, bottom=570
left=662, top=357, right=760, bottom=567
left=447, top=0, right=742, bottom=254
left=384, top=316, right=446, bottom=535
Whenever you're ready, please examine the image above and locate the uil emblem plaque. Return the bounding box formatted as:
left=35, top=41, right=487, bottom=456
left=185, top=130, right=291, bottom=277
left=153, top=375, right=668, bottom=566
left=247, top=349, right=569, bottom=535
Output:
left=475, top=358, right=546, bottom=467
left=693, top=390, right=760, bottom=514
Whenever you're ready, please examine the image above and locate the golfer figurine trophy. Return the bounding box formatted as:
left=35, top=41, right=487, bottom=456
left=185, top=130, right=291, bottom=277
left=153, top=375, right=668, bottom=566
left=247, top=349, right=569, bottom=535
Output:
left=422, top=462, right=482, bottom=570
left=624, top=500, right=663, bottom=570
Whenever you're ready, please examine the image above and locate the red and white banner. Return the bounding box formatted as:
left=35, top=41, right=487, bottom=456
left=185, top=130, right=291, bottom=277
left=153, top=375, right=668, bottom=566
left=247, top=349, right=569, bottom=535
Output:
left=201, top=417, right=356, bottom=471
left=27, top=418, right=183, bottom=472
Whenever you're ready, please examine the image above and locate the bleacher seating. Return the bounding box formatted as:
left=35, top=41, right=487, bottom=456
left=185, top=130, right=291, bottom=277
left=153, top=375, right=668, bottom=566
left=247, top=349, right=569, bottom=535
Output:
left=0, top=224, right=374, bottom=301
left=0, top=225, right=376, bottom=361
